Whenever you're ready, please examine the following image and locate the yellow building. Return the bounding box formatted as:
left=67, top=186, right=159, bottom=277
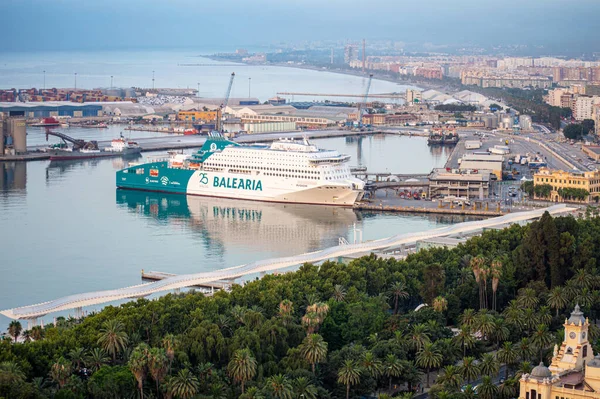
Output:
left=534, top=168, right=600, bottom=202
left=177, top=110, right=221, bottom=123
left=519, top=306, right=599, bottom=399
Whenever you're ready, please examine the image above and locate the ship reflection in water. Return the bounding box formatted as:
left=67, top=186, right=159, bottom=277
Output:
left=45, top=155, right=142, bottom=182
left=116, top=189, right=359, bottom=256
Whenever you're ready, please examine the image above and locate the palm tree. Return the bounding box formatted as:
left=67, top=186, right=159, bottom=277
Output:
left=531, top=324, right=554, bottom=362
left=498, top=378, right=519, bottom=399
left=453, top=327, right=475, bottom=359
left=491, top=318, right=510, bottom=348
left=389, top=281, right=409, bottom=314
left=479, top=353, right=499, bottom=377
left=437, top=365, right=462, bottom=391
left=265, top=374, right=293, bottom=399
left=547, top=287, right=568, bottom=317
left=228, top=348, right=257, bottom=394
left=30, top=326, right=44, bottom=341
left=7, top=320, right=22, bottom=343
left=538, top=306, right=553, bottom=326
left=301, top=312, right=320, bottom=335
left=574, top=288, right=594, bottom=309
left=161, top=334, right=177, bottom=370
left=459, top=357, right=480, bottom=384
left=85, top=348, right=110, bottom=372
left=68, top=347, right=86, bottom=372
left=21, top=330, right=32, bottom=343
left=516, top=361, right=533, bottom=379
left=470, top=256, right=485, bottom=309
left=410, top=323, right=431, bottom=352
left=333, top=284, right=347, bottom=302
left=415, top=342, right=443, bottom=388
left=0, top=361, right=25, bottom=386
left=460, top=309, right=476, bottom=329
left=97, top=319, right=129, bottom=363
left=476, top=376, right=498, bottom=399
left=338, top=359, right=362, bottom=399
left=474, top=312, right=495, bottom=342
left=292, top=377, right=317, bottom=399
left=518, top=288, right=539, bottom=308
left=384, top=354, right=403, bottom=391
left=503, top=300, right=525, bottom=332
left=128, top=343, right=149, bottom=399
left=299, top=333, right=328, bottom=374
left=497, top=342, right=519, bottom=379
left=522, top=308, right=539, bottom=333
left=490, top=259, right=502, bottom=311
left=432, top=296, right=448, bottom=313
left=516, top=338, right=535, bottom=362
left=461, top=384, right=477, bottom=399
left=49, top=357, right=71, bottom=389
left=148, top=347, right=169, bottom=396
left=362, top=351, right=383, bottom=380
left=240, top=386, right=264, bottom=399
left=278, top=300, right=294, bottom=326
left=171, top=369, right=199, bottom=399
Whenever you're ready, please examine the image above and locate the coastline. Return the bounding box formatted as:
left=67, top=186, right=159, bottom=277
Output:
left=202, top=56, right=450, bottom=93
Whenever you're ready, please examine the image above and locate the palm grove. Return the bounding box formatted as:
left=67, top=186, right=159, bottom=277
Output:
left=3, top=211, right=600, bottom=398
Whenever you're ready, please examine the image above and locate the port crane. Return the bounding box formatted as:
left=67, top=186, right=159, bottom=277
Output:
left=354, top=73, right=373, bottom=130
left=219, top=72, right=235, bottom=132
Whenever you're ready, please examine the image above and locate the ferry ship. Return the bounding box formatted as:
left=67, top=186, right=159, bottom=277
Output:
left=116, top=134, right=365, bottom=206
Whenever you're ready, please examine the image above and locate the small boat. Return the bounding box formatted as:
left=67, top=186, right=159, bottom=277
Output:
left=47, top=133, right=141, bottom=160
left=31, top=117, right=61, bottom=127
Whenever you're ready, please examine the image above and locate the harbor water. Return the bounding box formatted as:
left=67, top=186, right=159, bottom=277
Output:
left=0, top=133, right=462, bottom=329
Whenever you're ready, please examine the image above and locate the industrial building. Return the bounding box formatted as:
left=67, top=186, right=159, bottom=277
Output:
left=0, top=102, right=104, bottom=118
left=459, top=153, right=504, bottom=180
left=583, top=145, right=600, bottom=161
left=0, top=117, right=27, bottom=155
left=429, top=168, right=493, bottom=199
left=243, top=121, right=298, bottom=134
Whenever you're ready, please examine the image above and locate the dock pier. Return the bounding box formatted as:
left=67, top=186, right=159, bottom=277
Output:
left=141, top=270, right=234, bottom=294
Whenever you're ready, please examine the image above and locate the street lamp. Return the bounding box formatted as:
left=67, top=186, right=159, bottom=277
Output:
left=197, top=82, right=200, bottom=98
left=74, top=73, right=77, bottom=91
left=43, top=70, right=46, bottom=91
left=248, top=77, right=251, bottom=98
left=110, top=75, right=114, bottom=89
left=152, top=70, right=155, bottom=90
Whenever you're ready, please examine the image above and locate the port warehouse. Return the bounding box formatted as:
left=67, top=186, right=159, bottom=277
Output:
left=0, top=102, right=105, bottom=118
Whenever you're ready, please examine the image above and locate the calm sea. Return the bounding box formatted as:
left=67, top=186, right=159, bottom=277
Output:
left=0, top=49, right=415, bottom=102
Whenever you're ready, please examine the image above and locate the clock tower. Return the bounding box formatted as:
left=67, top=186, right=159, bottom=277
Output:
left=549, top=304, right=594, bottom=375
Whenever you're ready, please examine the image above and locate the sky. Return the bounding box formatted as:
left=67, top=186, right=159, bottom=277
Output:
left=1, top=0, right=599, bottom=54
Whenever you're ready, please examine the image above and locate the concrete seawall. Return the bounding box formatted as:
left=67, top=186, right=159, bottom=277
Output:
left=354, top=202, right=504, bottom=216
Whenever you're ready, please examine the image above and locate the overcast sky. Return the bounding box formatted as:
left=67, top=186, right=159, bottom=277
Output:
left=2, top=0, right=599, bottom=53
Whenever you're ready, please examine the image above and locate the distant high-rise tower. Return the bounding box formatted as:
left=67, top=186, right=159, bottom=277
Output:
left=344, top=44, right=358, bottom=64
left=330, top=48, right=334, bottom=64
left=362, top=39, right=366, bottom=72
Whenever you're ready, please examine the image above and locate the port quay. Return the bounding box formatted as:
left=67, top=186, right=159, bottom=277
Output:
left=0, top=204, right=575, bottom=324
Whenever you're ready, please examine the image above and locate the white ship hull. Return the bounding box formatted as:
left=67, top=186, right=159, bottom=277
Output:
left=185, top=171, right=363, bottom=206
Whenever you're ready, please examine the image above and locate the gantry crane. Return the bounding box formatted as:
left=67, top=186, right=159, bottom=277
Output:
left=355, top=73, right=373, bottom=129
left=219, top=72, right=235, bottom=132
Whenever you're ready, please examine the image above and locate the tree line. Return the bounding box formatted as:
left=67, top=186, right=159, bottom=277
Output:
left=3, top=211, right=600, bottom=398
